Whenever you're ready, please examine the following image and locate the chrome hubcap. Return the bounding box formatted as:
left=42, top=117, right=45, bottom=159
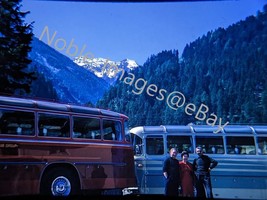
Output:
left=51, top=176, right=71, bottom=196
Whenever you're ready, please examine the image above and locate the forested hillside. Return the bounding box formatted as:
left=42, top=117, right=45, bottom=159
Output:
left=97, top=7, right=267, bottom=128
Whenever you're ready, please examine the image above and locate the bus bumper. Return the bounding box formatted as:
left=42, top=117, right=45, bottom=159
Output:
left=122, top=187, right=139, bottom=195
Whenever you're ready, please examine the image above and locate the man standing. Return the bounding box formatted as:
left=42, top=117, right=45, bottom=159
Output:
left=163, top=148, right=181, bottom=196
left=193, top=146, right=218, bottom=198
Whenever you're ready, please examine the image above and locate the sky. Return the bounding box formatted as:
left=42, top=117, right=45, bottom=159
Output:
left=22, top=0, right=267, bottom=65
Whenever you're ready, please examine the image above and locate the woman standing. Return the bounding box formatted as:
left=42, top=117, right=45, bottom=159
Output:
left=179, top=151, right=195, bottom=197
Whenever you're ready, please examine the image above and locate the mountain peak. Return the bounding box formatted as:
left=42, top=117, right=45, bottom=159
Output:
left=73, top=56, right=139, bottom=85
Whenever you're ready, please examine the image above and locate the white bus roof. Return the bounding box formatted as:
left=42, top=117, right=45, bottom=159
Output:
left=130, top=125, right=267, bottom=135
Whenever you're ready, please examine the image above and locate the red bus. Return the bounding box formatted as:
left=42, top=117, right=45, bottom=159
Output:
left=0, top=95, right=138, bottom=196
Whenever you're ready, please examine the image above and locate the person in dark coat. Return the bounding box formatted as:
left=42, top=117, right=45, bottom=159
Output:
left=193, top=146, right=218, bottom=198
left=163, top=147, right=181, bottom=196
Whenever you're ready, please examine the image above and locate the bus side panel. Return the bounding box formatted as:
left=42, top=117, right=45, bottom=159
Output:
left=210, top=157, right=267, bottom=200
left=0, top=142, right=45, bottom=195
left=212, top=175, right=267, bottom=199
left=79, top=145, right=137, bottom=191
left=0, top=140, right=137, bottom=195
left=135, top=155, right=267, bottom=199
left=0, top=164, right=42, bottom=195
left=135, top=156, right=165, bottom=194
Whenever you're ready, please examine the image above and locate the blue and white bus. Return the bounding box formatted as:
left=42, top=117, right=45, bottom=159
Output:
left=130, top=125, right=267, bottom=199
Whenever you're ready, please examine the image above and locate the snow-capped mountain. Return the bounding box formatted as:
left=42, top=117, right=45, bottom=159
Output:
left=28, top=37, right=109, bottom=105
left=74, top=57, right=139, bottom=85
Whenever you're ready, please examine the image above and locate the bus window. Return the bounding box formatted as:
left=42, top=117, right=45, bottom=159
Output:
left=167, top=136, right=193, bottom=153
left=257, top=137, right=267, bottom=155
left=103, top=120, right=122, bottom=141
left=146, top=136, right=164, bottom=155
left=72, top=116, right=101, bottom=139
left=226, top=136, right=256, bottom=155
left=38, top=113, right=70, bottom=138
left=195, top=136, right=224, bottom=154
left=0, top=109, right=34, bottom=136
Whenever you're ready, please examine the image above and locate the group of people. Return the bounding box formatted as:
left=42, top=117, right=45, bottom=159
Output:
left=163, top=146, right=218, bottom=198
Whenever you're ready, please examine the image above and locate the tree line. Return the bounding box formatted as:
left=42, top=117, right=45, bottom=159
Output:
left=97, top=5, right=267, bottom=128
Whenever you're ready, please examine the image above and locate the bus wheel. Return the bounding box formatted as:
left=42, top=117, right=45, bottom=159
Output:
left=40, top=168, right=80, bottom=196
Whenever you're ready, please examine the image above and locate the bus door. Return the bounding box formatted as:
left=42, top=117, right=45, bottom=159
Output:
left=139, top=134, right=165, bottom=194
left=132, top=133, right=144, bottom=193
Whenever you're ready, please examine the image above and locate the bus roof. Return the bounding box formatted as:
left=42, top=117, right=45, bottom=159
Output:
left=130, top=124, right=267, bottom=135
left=0, top=95, right=127, bottom=119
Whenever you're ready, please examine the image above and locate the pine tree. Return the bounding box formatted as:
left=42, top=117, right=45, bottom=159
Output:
left=0, top=0, right=35, bottom=95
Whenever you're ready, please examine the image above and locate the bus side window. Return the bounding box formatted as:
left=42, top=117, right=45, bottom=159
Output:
left=167, top=135, right=193, bottom=153
left=38, top=113, right=70, bottom=138
left=146, top=136, right=164, bottom=155
left=103, top=120, right=122, bottom=141
left=0, top=109, right=34, bottom=136
left=73, top=116, right=101, bottom=139
left=257, top=137, right=267, bottom=155
left=226, top=136, right=256, bottom=155
left=195, top=136, right=224, bottom=154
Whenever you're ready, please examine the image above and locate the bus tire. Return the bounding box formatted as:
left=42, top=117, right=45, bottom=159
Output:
left=40, top=167, right=80, bottom=196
